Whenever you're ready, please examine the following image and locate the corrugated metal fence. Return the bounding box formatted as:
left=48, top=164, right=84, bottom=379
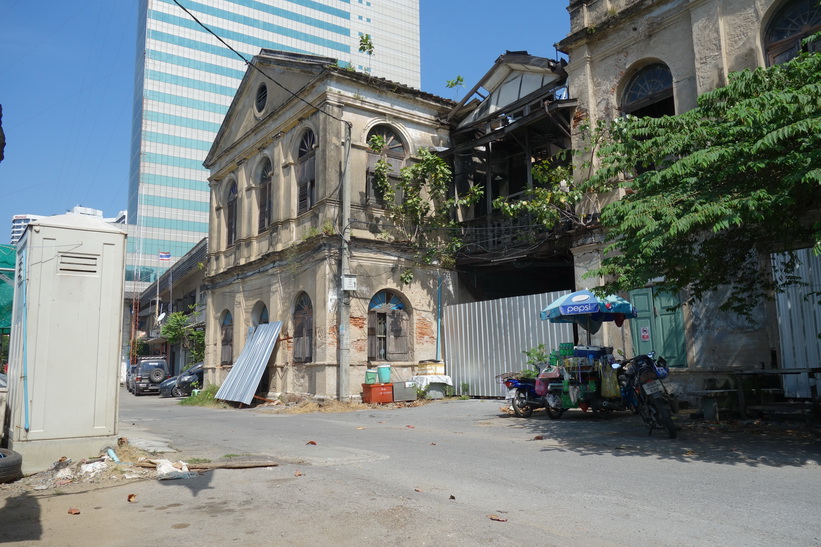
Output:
left=443, top=291, right=573, bottom=398
left=772, top=248, right=821, bottom=398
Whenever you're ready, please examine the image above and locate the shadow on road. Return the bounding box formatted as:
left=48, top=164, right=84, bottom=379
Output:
left=498, top=407, right=821, bottom=467
left=0, top=491, right=42, bottom=543
left=157, top=468, right=214, bottom=497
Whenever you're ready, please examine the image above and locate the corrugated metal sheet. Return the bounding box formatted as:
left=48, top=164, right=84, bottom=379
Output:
left=216, top=322, right=282, bottom=405
left=772, top=249, right=821, bottom=398
left=443, top=291, right=573, bottom=398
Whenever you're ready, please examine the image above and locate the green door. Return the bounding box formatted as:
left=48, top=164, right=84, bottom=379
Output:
left=629, top=288, right=687, bottom=367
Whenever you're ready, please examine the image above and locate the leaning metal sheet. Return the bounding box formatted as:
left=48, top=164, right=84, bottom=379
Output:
left=215, top=322, right=282, bottom=405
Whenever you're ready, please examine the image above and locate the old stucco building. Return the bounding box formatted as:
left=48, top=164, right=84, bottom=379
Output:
left=203, top=51, right=457, bottom=399
left=557, top=0, right=820, bottom=400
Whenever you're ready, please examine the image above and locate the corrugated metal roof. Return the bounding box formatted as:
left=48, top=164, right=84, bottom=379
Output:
left=215, top=322, right=282, bottom=405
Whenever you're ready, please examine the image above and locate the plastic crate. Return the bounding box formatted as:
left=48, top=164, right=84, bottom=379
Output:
left=361, top=383, right=393, bottom=404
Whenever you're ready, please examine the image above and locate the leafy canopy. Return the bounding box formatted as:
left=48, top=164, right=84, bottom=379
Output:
left=161, top=310, right=205, bottom=364
left=584, top=46, right=821, bottom=315
left=368, top=134, right=483, bottom=270
left=494, top=45, right=820, bottom=316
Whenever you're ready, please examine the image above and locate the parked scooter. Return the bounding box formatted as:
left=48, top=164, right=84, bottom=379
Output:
left=503, top=366, right=565, bottom=419
left=618, top=352, right=678, bottom=438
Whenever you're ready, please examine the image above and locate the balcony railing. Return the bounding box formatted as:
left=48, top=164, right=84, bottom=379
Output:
left=459, top=213, right=552, bottom=254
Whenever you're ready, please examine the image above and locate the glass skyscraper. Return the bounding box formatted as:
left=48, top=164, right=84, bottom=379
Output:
left=127, top=0, right=421, bottom=292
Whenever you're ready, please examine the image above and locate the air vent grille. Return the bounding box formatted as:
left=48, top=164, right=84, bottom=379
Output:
left=59, top=253, right=99, bottom=274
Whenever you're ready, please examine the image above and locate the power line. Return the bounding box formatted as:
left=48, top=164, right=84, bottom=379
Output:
left=172, top=0, right=348, bottom=126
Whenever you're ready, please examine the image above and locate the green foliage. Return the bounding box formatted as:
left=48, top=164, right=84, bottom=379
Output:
left=446, top=75, right=464, bottom=89
left=523, top=344, right=550, bottom=367
left=493, top=154, right=580, bottom=228
left=179, top=384, right=226, bottom=407
left=358, top=34, right=374, bottom=56
left=161, top=310, right=205, bottom=365
left=399, top=268, right=414, bottom=285
left=368, top=134, right=483, bottom=265
left=446, top=75, right=465, bottom=99
left=581, top=47, right=821, bottom=316
left=519, top=368, right=539, bottom=379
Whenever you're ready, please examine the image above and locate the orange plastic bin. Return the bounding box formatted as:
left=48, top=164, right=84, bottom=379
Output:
left=362, top=383, right=393, bottom=404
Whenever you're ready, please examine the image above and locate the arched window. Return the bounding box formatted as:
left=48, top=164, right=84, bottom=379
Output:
left=367, top=290, right=409, bottom=361
left=227, top=182, right=238, bottom=247
left=366, top=125, right=407, bottom=205
left=252, top=301, right=269, bottom=326
left=765, top=0, right=821, bottom=65
left=258, top=158, right=273, bottom=233
left=297, top=130, right=317, bottom=214
left=621, top=63, right=674, bottom=118
left=293, top=292, right=313, bottom=363
left=220, top=311, right=234, bottom=366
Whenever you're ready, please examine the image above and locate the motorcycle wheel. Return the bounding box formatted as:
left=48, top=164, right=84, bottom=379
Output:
left=512, top=391, right=534, bottom=418
left=655, top=399, right=677, bottom=439
left=545, top=405, right=564, bottom=419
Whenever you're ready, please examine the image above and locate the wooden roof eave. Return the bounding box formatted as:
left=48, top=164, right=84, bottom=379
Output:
left=446, top=99, right=576, bottom=155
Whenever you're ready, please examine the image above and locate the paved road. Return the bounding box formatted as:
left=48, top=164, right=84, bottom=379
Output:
left=3, top=389, right=821, bottom=545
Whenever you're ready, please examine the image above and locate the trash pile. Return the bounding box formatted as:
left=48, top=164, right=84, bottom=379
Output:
left=0, top=437, right=282, bottom=495
left=0, top=438, right=205, bottom=495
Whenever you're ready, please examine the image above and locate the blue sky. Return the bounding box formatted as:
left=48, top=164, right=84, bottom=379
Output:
left=0, top=1, right=569, bottom=240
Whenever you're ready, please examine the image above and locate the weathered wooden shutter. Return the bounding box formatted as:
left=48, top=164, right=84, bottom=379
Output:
left=298, top=156, right=316, bottom=214
left=367, top=311, right=378, bottom=360
left=258, top=181, right=270, bottom=233
left=387, top=310, right=409, bottom=360
left=220, top=325, right=233, bottom=365
left=293, top=312, right=313, bottom=363
left=366, top=154, right=379, bottom=204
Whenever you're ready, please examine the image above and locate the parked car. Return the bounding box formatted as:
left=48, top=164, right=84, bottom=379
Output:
left=133, top=358, right=170, bottom=396
left=158, top=375, right=179, bottom=398
left=125, top=364, right=137, bottom=393
left=175, top=362, right=204, bottom=397
left=0, top=373, right=7, bottom=389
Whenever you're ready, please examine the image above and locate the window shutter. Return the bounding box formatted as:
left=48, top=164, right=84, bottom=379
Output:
left=298, top=181, right=311, bottom=214
left=367, top=312, right=378, bottom=360
left=366, top=154, right=379, bottom=203
left=304, top=313, right=313, bottom=362
left=293, top=313, right=313, bottom=363
left=220, top=326, right=233, bottom=365
left=387, top=310, right=409, bottom=360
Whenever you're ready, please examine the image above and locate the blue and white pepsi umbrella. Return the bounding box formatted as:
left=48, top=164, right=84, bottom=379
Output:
left=541, top=289, right=637, bottom=338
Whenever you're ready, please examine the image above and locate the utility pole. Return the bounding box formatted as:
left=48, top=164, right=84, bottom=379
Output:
left=338, top=121, right=352, bottom=400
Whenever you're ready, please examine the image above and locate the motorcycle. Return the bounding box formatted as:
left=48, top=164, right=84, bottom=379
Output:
left=618, top=352, right=678, bottom=438
left=502, top=365, right=565, bottom=420
left=504, top=361, right=626, bottom=420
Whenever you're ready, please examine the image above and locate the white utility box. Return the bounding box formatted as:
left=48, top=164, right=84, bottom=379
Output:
left=4, top=214, right=126, bottom=474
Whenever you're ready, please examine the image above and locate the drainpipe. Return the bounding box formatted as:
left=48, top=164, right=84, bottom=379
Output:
left=338, top=121, right=352, bottom=400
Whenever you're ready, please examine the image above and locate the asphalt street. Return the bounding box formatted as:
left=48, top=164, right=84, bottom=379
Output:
left=2, top=390, right=821, bottom=546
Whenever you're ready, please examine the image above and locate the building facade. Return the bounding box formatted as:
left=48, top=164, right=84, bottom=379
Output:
left=10, top=215, right=42, bottom=245
left=127, top=0, right=422, bottom=294
left=204, top=51, right=451, bottom=399
left=557, top=0, right=821, bottom=400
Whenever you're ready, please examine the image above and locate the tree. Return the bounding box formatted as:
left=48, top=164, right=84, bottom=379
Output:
left=582, top=47, right=821, bottom=315
left=368, top=135, right=483, bottom=270
left=358, top=34, right=374, bottom=75
left=161, top=311, right=205, bottom=365
left=493, top=46, right=820, bottom=316
left=446, top=75, right=464, bottom=99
